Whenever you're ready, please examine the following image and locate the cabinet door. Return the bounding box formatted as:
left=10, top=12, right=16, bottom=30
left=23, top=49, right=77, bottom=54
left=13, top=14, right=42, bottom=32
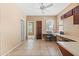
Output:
left=73, top=6, right=79, bottom=14
left=61, top=10, right=73, bottom=19
left=64, top=10, right=73, bottom=18
left=73, top=6, right=79, bottom=24
left=73, top=14, right=79, bottom=24
left=61, top=15, right=65, bottom=20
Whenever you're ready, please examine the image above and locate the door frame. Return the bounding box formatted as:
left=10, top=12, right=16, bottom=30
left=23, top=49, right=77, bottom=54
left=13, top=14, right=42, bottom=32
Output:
left=27, top=21, right=36, bottom=39
left=20, top=19, right=25, bottom=41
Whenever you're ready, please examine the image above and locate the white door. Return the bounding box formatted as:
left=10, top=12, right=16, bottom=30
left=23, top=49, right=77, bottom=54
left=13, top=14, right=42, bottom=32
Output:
left=21, top=19, right=25, bottom=41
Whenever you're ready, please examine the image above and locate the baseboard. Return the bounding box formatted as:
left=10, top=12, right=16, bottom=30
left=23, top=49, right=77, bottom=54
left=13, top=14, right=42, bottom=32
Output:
left=2, top=41, right=23, bottom=56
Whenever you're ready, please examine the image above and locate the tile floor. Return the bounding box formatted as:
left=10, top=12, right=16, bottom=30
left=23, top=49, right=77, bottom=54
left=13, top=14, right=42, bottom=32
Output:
left=7, top=39, right=62, bottom=56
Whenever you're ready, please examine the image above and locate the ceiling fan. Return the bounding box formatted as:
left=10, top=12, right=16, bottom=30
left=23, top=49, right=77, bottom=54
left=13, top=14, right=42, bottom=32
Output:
left=40, top=3, right=53, bottom=13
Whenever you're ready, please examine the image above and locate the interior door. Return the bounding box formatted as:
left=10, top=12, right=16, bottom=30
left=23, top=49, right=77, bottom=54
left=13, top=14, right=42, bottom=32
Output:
left=21, top=20, right=25, bottom=41
left=36, top=21, right=42, bottom=39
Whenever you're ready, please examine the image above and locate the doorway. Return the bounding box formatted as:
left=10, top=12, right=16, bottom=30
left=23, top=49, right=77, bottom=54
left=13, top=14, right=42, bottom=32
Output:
left=27, top=21, right=35, bottom=39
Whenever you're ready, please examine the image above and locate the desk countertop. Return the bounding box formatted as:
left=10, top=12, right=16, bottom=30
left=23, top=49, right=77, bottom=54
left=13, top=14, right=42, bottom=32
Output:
left=56, top=33, right=79, bottom=56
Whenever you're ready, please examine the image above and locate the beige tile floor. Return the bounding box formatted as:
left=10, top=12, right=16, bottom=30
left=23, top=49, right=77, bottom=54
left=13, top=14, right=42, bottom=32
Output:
left=7, top=39, right=62, bottom=56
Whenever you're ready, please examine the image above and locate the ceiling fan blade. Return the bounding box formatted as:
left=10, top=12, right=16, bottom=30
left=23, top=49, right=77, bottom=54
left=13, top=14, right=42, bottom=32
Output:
left=44, top=4, right=53, bottom=9
left=40, top=3, right=53, bottom=10
left=40, top=9, right=49, bottom=14
left=40, top=3, right=53, bottom=14
left=40, top=3, right=46, bottom=10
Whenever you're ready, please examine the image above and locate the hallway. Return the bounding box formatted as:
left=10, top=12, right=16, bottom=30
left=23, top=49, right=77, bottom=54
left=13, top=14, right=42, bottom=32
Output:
left=7, top=39, right=62, bottom=56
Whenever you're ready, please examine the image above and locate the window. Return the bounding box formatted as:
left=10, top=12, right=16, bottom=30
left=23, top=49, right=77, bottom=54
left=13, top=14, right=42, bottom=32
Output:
left=59, top=20, right=64, bottom=32
left=46, top=20, right=54, bottom=32
left=28, top=22, right=33, bottom=33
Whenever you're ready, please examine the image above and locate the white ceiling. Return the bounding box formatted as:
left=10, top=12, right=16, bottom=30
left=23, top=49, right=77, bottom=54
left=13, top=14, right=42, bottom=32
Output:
left=16, top=3, right=70, bottom=16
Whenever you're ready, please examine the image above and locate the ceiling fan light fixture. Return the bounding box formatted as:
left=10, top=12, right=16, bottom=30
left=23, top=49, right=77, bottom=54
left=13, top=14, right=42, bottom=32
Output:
left=40, top=3, right=45, bottom=10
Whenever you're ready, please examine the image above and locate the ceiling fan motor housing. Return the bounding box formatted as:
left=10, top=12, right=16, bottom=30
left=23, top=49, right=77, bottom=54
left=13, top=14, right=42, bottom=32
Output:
left=40, top=5, right=45, bottom=10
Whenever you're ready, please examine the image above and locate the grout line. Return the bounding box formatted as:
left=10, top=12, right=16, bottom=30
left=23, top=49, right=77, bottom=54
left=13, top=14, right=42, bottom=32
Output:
left=46, top=41, right=51, bottom=56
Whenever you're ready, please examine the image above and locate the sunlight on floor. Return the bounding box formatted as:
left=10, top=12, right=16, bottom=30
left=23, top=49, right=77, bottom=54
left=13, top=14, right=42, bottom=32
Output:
left=7, top=39, right=62, bottom=56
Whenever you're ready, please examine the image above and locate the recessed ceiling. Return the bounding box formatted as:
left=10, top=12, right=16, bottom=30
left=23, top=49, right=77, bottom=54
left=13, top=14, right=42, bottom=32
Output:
left=16, top=3, right=70, bottom=16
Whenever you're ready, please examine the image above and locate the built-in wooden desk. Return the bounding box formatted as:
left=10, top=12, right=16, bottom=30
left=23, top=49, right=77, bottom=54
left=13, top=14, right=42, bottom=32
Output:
left=56, top=33, right=79, bottom=56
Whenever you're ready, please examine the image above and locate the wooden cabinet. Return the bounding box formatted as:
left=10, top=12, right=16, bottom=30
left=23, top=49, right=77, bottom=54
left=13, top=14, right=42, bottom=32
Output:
left=73, top=14, right=79, bottom=24
left=73, top=6, right=79, bottom=14
left=61, top=15, right=65, bottom=19
left=56, top=35, right=75, bottom=56
left=61, top=10, right=73, bottom=19
left=64, top=10, right=73, bottom=18
left=61, top=5, right=79, bottom=24
left=73, top=6, right=79, bottom=24
left=57, top=43, right=73, bottom=56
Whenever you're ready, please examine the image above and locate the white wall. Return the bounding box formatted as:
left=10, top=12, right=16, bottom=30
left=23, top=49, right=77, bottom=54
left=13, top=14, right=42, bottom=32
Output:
left=0, top=4, right=26, bottom=55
